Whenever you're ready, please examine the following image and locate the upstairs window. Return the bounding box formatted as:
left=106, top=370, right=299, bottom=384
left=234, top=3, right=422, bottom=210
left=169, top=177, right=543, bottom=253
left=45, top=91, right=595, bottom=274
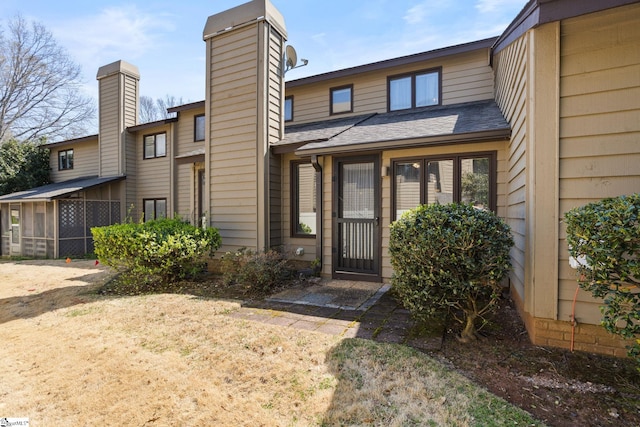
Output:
left=144, top=132, right=166, bottom=159
left=194, top=114, right=205, bottom=141
left=144, top=198, right=167, bottom=222
left=284, top=96, right=293, bottom=122
left=388, top=68, right=441, bottom=111
left=58, top=149, right=74, bottom=170
left=330, top=85, right=353, bottom=115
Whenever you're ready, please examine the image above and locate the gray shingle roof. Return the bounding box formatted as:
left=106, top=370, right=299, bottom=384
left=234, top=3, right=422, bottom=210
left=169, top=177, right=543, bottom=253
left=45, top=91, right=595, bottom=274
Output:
left=0, top=176, right=124, bottom=202
left=277, top=100, right=510, bottom=155
left=275, top=114, right=375, bottom=147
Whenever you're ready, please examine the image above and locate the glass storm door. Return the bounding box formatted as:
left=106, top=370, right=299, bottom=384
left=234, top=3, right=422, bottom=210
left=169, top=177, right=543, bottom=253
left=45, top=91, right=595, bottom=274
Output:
left=333, top=156, right=381, bottom=280
left=10, top=205, right=20, bottom=255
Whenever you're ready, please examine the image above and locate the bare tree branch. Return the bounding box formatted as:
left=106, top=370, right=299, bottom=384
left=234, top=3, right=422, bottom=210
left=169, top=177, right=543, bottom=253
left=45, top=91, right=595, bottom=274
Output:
left=0, top=15, right=95, bottom=142
left=139, top=94, right=184, bottom=124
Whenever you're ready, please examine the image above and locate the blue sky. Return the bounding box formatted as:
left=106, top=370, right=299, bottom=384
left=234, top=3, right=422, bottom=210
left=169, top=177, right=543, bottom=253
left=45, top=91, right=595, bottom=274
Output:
left=1, top=0, right=527, bottom=105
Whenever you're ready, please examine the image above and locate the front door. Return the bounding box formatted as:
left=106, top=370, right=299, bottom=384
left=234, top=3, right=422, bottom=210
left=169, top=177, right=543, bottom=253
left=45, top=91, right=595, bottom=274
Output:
left=333, top=155, right=381, bottom=281
left=10, top=205, right=20, bottom=255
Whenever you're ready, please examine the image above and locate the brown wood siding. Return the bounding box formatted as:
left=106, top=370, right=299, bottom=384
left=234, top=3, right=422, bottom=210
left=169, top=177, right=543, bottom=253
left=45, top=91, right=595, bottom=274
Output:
left=286, top=49, right=494, bottom=125
left=125, top=131, right=137, bottom=220
left=173, top=108, right=205, bottom=224
left=175, top=108, right=205, bottom=156
left=209, top=25, right=259, bottom=252
left=49, top=139, right=99, bottom=183
left=268, top=28, right=283, bottom=143
left=175, top=162, right=194, bottom=222
left=135, top=124, right=172, bottom=220
left=558, top=3, right=640, bottom=325
left=493, top=34, right=529, bottom=301
left=267, top=27, right=284, bottom=248
left=123, top=75, right=138, bottom=128
left=99, top=76, right=120, bottom=177
left=269, top=151, right=282, bottom=248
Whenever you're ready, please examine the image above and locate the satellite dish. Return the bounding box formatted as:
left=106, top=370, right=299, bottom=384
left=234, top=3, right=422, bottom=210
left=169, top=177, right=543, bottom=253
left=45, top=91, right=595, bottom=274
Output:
left=282, top=45, right=308, bottom=76
left=285, top=45, right=298, bottom=69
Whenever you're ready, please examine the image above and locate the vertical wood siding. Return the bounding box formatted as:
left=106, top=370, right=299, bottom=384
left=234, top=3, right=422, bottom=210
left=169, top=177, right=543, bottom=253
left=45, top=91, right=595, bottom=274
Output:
left=494, top=35, right=529, bottom=302
left=558, top=3, right=640, bottom=324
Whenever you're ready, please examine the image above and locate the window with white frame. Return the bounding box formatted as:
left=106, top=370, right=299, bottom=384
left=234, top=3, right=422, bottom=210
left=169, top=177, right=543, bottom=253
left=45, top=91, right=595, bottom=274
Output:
left=388, top=68, right=440, bottom=111
left=144, top=133, right=166, bottom=159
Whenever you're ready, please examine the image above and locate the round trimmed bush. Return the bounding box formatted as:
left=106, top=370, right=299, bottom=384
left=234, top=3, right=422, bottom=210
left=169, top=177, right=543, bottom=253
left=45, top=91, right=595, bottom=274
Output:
left=389, top=203, right=513, bottom=342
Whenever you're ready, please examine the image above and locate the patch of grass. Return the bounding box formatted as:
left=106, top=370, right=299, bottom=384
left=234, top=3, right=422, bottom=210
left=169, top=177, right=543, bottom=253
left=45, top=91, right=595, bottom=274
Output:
left=65, top=306, right=100, bottom=317
left=323, top=338, right=544, bottom=426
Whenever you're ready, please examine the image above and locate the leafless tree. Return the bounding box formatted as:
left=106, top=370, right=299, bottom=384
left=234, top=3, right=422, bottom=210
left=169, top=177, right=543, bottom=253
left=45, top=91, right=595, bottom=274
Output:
left=139, top=95, right=184, bottom=123
left=139, top=96, right=159, bottom=124
left=0, top=16, right=95, bottom=142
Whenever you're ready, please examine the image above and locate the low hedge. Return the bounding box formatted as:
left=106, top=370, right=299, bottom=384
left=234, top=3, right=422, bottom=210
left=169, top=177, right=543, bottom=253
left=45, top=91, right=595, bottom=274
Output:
left=92, top=218, right=221, bottom=288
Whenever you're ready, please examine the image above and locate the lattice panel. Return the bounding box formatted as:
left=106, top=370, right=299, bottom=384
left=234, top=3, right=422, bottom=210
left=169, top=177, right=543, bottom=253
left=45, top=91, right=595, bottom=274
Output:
left=86, top=201, right=112, bottom=233
left=59, top=238, right=86, bottom=258
left=86, top=238, right=95, bottom=254
left=111, top=202, right=121, bottom=223
left=59, top=201, right=85, bottom=238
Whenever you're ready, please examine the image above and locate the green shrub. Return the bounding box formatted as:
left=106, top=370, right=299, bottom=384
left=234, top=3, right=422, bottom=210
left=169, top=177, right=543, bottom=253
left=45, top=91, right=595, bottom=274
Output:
left=565, top=194, right=640, bottom=368
left=220, top=247, right=294, bottom=293
left=389, top=203, right=513, bottom=342
left=297, top=222, right=313, bottom=234
left=92, top=218, right=221, bottom=288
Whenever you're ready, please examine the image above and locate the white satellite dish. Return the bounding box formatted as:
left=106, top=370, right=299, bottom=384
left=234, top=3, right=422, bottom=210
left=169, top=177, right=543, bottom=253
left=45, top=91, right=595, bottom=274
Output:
left=285, top=45, right=298, bottom=69
left=282, top=45, right=308, bottom=76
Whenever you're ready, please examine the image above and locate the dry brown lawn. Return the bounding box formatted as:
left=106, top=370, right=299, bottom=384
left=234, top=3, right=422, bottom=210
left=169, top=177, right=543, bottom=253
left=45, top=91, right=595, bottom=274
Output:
left=0, top=259, right=540, bottom=426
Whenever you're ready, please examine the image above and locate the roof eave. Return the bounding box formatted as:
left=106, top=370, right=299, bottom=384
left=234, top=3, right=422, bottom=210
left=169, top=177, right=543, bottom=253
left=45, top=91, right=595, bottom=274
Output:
left=272, top=140, right=326, bottom=155
left=493, top=0, right=640, bottom=54
left=294, top=128, right=511, bottom=157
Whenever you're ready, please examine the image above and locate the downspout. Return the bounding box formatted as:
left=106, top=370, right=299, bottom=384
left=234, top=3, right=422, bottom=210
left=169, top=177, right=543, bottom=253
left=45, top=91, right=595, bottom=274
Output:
left=311, top=155, right=322, bottom=271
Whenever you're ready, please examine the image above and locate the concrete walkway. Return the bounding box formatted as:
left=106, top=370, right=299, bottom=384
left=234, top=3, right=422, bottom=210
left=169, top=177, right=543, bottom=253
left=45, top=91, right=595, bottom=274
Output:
left=227, top=279, right=443, bottom=351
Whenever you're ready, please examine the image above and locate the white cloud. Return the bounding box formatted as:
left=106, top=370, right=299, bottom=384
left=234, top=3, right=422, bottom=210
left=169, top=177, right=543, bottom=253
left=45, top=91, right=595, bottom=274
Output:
left=52, top=5, right=174, bottom=69
left=311, top=32, right=327, bottom=46
left=403, top=4, right=428, bottom=25
left=476, top=0, right=526, bottom=14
